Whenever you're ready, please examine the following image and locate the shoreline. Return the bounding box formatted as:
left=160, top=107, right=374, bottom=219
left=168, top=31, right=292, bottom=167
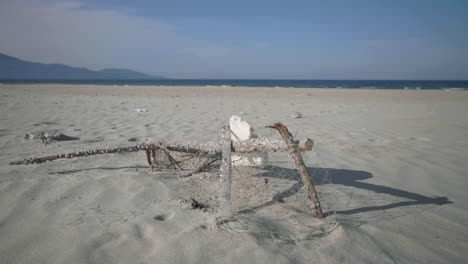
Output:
left=1, top=84, right=466, bottom=98
left=1, top=82, right=467, bottom=91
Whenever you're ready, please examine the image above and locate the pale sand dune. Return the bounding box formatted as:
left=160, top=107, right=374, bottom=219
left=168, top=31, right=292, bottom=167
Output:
left=0, top=84, right=467, bottom=263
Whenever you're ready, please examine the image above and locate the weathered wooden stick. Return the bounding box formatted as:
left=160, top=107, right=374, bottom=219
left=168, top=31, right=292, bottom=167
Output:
left=268, top=123, right=325, bottom=218
left=151, top=149, right=157, bottom=171
left=10, top=145, right=144, bottom=165
left=145, top=150, right=152, bottom=166
left=162, top=138, right=313, bottom=153
left=9, top=138, right=313, bottom=166
left=219, top=126, right=232, bottom=217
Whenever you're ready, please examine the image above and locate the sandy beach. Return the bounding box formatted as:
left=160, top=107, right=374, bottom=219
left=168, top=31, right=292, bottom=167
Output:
left=0, top=84, right=467, bottom=263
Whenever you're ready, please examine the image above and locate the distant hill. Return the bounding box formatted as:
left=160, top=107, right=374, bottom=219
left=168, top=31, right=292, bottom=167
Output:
left=0, top=53, right=165, bottom=80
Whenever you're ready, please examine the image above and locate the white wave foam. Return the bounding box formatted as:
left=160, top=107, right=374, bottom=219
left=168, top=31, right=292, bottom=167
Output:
left=442, top=88, right=465, bottom=91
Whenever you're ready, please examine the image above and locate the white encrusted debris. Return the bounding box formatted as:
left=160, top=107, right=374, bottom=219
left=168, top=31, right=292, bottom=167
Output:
left=290, top=112, right=303, bottom=119
left=229, top=115, right=268, bottom=167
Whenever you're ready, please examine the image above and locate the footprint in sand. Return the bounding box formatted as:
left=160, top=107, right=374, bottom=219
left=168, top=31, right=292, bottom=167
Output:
left=133, top=223, right=155, bottom=239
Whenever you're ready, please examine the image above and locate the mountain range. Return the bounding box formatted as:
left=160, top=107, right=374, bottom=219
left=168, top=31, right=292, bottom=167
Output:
left=0, top=53, right=165, bottom=80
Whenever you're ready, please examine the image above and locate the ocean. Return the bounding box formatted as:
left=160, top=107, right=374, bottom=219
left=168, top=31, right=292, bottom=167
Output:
left=1, top=79, right=467, bottom=90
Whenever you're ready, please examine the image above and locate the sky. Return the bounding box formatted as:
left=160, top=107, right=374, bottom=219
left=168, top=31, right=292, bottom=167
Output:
left=0, top=0, right=467, bottom=79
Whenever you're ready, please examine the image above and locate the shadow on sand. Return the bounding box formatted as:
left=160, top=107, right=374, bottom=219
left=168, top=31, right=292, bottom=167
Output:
left=238, top=165, right=451, bottom=216
left=50, top=163, right=451, bottom=217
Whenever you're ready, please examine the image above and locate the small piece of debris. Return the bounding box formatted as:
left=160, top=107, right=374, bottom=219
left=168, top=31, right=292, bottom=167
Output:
left=25, top=130, right=79, bottom=144
left=191, top=198, right=203, bottom=209
left=136, top=108, right=148, bottom=112
left=290, top=112, right=302, bottom=119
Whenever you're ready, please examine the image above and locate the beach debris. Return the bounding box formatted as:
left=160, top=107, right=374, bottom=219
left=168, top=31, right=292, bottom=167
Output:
left=179, top=157, right=219, bottom=178
left=230, top=115, right=254, bottom=141
left=268, top=122, right=324, bottom=218
left=220, top=126, right=232, bottom=217
left=229, top=115, right=268, bottom=167
left=25, top=129, right=60, bottom=141
left=191, top=198, right=204, bottom=209
left=136, top=108, right=148, bottom=112
left=10, top=138, right=313, bottom=166
left=12, top=121, right=323, bottom=218
left=24, top=130, right=79, bottom=144
left=290, top=112, right=303, bottom=119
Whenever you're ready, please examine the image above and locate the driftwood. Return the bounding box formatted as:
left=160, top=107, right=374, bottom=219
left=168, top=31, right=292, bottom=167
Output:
left=268, top=123, right=325, bottom=218
left=12, top=122, right=327, bottom=218
left=9, top=138, right=313, bottom=166
left=219, top=126, right=232, bottom=217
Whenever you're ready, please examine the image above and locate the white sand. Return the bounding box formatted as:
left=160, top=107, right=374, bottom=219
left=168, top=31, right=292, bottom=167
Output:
left=0, top=84, right=467, bottom=263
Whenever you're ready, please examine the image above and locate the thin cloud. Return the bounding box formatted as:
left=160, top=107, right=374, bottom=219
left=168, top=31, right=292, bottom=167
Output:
left=0, top=0, right=228, bottom=76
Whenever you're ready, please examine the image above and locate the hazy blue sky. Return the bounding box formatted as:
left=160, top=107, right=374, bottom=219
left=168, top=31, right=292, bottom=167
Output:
left=1, top=0, right=467, bottom=79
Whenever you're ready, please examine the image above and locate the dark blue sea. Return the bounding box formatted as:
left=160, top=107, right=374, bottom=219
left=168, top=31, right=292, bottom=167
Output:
left=1, top=79, right=467, bottom=90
